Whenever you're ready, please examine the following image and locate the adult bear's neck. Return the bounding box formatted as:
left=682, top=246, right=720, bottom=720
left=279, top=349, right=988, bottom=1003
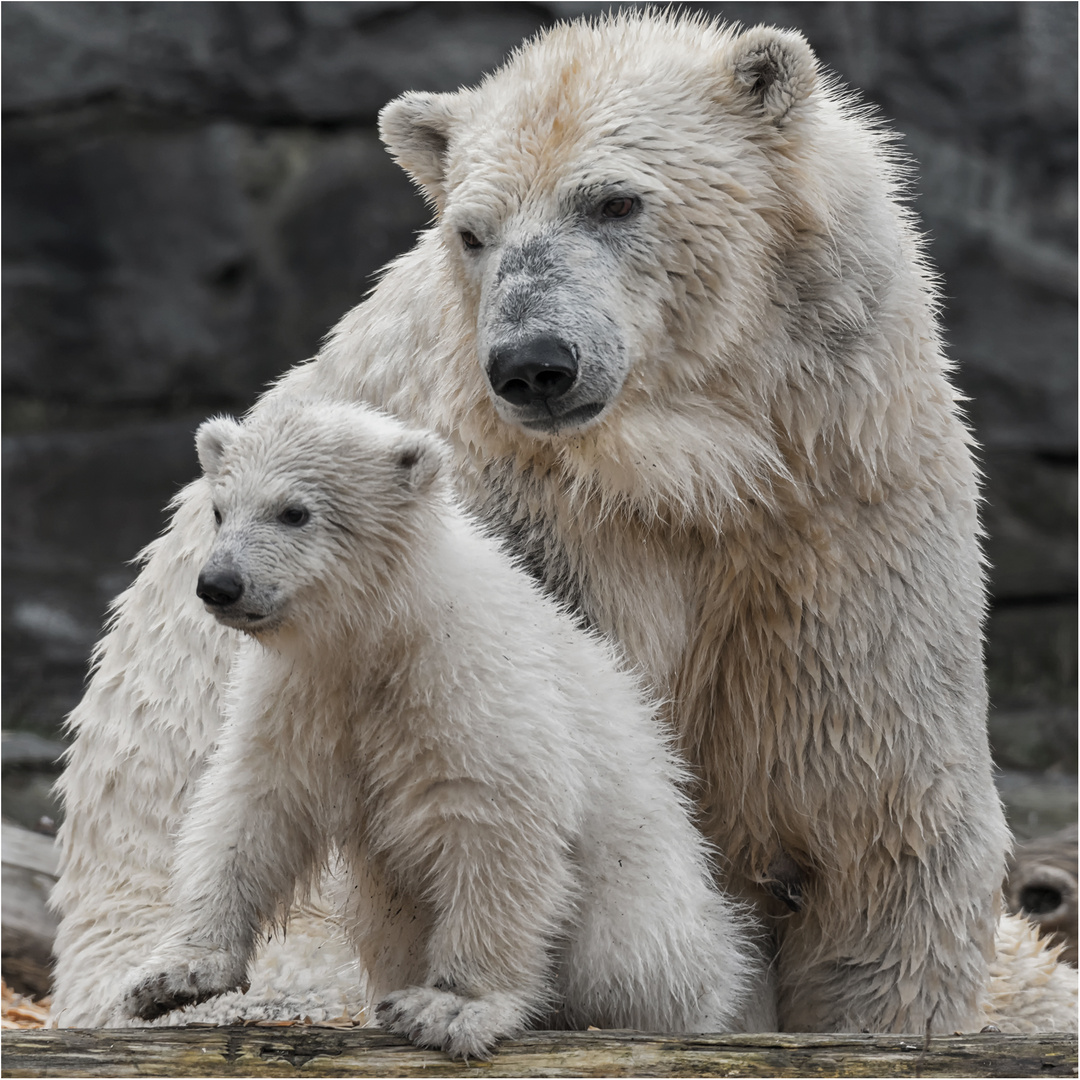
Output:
left=468, top=456, right=700, bottom=700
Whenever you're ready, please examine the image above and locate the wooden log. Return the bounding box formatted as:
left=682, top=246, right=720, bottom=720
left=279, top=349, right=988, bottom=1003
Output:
left=1, top=1028, right=1076, bottom=1078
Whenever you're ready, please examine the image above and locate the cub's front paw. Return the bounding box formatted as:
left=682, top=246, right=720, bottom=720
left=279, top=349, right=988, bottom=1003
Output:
left=376, top=986, right=526, bottom=1060
left=122, top=950, right=249, bottom=1022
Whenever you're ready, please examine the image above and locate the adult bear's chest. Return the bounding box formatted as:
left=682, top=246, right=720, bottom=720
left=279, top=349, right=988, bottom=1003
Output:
left=474, top=462, right=832, bottom=912
left=472, top=462, right=696, bottom=698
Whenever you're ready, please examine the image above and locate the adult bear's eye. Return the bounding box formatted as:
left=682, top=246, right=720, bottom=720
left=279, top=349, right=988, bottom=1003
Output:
left=278, top=507, right=310, bottom=527
left=600, top=197, right=637, bottom=219
left=460, top=230, right=483, bottom=250
left=213, top=508, right=222, bottom=526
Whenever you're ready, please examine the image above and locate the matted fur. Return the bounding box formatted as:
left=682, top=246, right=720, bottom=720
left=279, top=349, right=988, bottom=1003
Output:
left=51, top=13, right=1075, bottom=1032
left=116, top=401, right=758, bottom=1057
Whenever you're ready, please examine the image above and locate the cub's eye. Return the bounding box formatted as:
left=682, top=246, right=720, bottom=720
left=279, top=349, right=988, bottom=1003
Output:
left=278, top=507, right=310, bottom=527
left=212, top=508, right=222, bottom=526
left=460, top=230, right=483, bottom=250
left=599, top=197, right=637, bottom=219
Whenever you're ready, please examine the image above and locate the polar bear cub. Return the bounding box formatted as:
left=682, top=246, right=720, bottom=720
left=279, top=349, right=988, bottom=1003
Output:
left=119, top=399, right=758, bottom=1057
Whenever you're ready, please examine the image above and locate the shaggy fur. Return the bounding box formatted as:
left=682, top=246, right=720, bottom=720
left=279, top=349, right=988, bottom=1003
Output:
left=51, top=13, right=1075, bottom=1032
left=117, top=401, right=758, bottom=1058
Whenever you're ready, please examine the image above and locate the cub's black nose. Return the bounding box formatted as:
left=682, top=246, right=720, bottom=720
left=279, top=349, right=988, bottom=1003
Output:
left=488, top=335, right=578, bottom=406
left=197, top=568, right=243, bottom=607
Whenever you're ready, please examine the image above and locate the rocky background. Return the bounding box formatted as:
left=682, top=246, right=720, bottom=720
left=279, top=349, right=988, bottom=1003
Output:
left=3, top=3, right=1076, bottom=840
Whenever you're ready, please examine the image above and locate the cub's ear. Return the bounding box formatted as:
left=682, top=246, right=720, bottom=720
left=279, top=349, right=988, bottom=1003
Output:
left=195, top=415, right=241, bottom=479
left=379, top=91, right=466, bottom=209
left=393, top=430, right=448, bottom=494
left=727, top=26, right=817, bottom=125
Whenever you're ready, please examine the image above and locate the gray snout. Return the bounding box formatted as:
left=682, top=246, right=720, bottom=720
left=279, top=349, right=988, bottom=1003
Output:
left=488, top=335, right=578, bottom=407
left=197, top=565, right=244, bottom=608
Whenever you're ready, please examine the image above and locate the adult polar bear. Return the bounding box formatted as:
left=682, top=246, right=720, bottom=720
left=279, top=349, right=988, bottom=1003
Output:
left=52, top=14, right=1072, bottom=1033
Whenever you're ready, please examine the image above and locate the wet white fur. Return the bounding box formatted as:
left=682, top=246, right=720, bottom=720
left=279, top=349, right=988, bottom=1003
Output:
left=117, top=401, right=758, bottom=1057
left=51, top=13, right=1075, bottom=1032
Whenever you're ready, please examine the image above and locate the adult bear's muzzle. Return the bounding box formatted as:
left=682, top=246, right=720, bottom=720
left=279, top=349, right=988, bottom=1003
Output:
left=487, top=334, right=579, bottom=407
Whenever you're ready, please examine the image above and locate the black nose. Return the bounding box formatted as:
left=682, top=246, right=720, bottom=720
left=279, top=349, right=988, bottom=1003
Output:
left=197, top=568, right=244, bottom=607
left=488, top=335, right=578, bottom=406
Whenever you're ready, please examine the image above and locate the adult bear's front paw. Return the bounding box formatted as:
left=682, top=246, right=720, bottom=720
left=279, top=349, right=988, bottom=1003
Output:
left=122, top=950, right=249, bottom=1021
left=376, top=986, right=526, bottom=1060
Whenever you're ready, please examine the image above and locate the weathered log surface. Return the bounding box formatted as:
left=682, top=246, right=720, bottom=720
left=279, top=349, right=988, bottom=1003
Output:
left=2, top=1028, right=1076, bottom=1078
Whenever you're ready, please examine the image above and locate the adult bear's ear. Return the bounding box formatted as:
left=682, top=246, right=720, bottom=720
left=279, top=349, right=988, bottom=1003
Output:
left=196, top=416, right=241, bottom=479
left=393, top=430, right=447, bottom=494
left=379, top=91, right=465, bottom=208
left=726, top=26, right=818, bottom=125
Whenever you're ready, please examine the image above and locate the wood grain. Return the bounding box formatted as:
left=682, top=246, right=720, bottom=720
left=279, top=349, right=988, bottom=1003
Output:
left=2, top=1028, right=1076, bottom=1078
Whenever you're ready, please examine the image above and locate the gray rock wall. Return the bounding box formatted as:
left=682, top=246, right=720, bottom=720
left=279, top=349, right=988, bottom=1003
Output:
left=4, top=3, right=1076, bottom=773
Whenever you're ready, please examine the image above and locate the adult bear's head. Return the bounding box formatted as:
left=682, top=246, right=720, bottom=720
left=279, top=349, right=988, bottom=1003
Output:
left=376, top=13, right=927, bottom=522
left=379, top=16, right=826, bottom=438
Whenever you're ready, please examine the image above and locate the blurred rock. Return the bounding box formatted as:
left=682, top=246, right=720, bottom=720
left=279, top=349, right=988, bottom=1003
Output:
left=1, top=731, right=65, bottom=769
left=1, top=822, right=58, bottom=997
left=1019, top=4, right=1080, bottom=118
left=0, top=771, right=63, bottom=837
left=989, top=708, right=1078, bottom=774
left=4, top=118, right=425, bottom=411
left=997, top=769, right=1079, bottom=844
left=945, top=268, right=1077, bottom=453
left=2, top=420, right=203, bottom=735
left=2, top=732, right=65, bottom=832
left=986, top=605, right=1078, bottom=713
left=982, top=451, right=1077, bottom=603
left=2, top=3, right=549, bottom=123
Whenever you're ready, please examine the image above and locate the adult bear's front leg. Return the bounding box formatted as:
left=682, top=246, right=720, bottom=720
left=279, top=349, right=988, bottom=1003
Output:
left=775, top=821, right=1002, bottom=1033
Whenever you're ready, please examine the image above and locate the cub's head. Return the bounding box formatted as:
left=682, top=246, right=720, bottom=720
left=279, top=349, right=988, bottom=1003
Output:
left=379, top=15, right=827, bottom=442
left=194, top=402, right=446, bottom=637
